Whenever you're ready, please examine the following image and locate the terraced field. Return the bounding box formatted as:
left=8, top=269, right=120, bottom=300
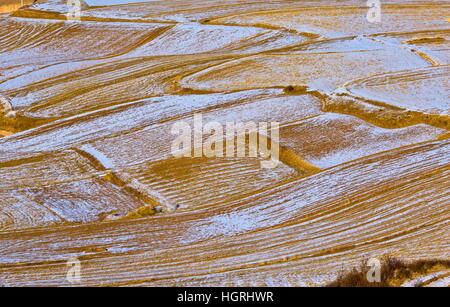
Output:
left=0, top=0, right=449, bottom=286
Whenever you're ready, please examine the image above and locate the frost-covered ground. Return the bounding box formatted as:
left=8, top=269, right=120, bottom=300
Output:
left=0, top=0, right=449, bottom=287
left=85, top=0, right=157, bottom=6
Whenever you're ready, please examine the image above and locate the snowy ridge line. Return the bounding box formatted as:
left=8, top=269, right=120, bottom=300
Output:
left=76, top=144, right=172, bottom=212
left=369, top=35, right=441, bottom=66
left=411, top=48, right=441, bottom=66
left=323, top=91, right=450, bottom=131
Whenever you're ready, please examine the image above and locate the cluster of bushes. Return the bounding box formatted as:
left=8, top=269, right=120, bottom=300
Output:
left=327, top=256, right=450, bottom=287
